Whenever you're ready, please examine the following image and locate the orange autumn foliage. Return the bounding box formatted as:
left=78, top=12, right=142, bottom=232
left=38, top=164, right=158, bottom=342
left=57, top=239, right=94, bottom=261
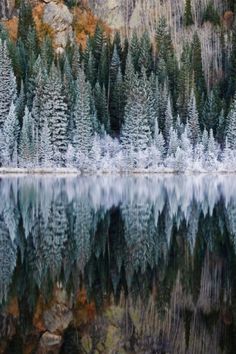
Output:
left=1, top=17, right=18, bottom=41
left=33, top=3, right=55, bottom=43
left=74, top=288, right=96, bottom=326
left=33, top=295, right=47, bottom=332
left=73, top=7, right=112, bottom=48
left=7, top=296, right=19, bottom=318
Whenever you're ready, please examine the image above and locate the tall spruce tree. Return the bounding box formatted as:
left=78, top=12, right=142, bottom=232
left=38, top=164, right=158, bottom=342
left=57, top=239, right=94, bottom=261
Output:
left=73, top=66, right=94, bottom=156
left=184, top=0, right=194, bottom=26
left=2, top=104, right=19, bottom=166
left=226, top=95, right=236, bottom=150
left=187, top=88, right=200, bottom=146
left=121, top=72, right=151, bottom=153
left=0, top=39, right=17, bottom=129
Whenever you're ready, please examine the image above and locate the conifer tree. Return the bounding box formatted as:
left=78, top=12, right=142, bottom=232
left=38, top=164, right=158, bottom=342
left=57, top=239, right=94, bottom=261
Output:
left=139, top=31, right=153, bottom=75
left=73, top=66, right=94, bottom=156
left=40, top=120, right=53, bottom=167
left=19, top=106, right=35, bottom=167
left=191, top=33, right=206, bottom=120
left=187, top=89, right=200, bottom=146
left=17, top=0, right=35, bottom=43
left=94, top=82, right=110, bottom=131
left=154, top=119, right=165, bottom=158
left=226, top=95, right=236, bottom=150
left=164, top=96, right=174, bottom=143
left=130, top=32, right=140, bottom=72
left=48, top=65, right=68, bottom=162
left=0, top=39, right=17, bottom=129
left=121, top=72, right=151, bottom=153
left=184, top=0, right=194, bottom=26
left=2, top=104, right=19, bottom=166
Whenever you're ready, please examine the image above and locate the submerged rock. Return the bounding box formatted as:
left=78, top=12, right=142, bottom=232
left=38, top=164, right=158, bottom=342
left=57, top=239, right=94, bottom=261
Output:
left=43, top=304, right=73, bottom=334
left=38, top=331, right=62, bottom=354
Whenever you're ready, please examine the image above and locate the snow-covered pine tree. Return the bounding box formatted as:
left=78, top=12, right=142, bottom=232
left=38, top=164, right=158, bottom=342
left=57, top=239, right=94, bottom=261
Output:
left=164, top=96, right=174, bottom=143
left=154, top=118, right=165, bottom=159
left=167, top=127, right=179, bottom=157
left=94, top=82, right=110, bottom=131
left=222, top=137, right=234, bottom=170
left=2, top=103, right=19, bottom=166
left=0, top=39, right=17, bottom=129
left=187, top=88, right=200, bottom=146
left=19, top=106, right=35, bottom=167
left=40, top=119, right=53, bottom=167
left=121, top=71, right=152, bottom=156
left=202, top=127, right=209, bottom=153
left=205, top=129, right=218, bottom=169
left=226, top=95, right=236, bottom=150
left=74, top=66, right=94, bottom=159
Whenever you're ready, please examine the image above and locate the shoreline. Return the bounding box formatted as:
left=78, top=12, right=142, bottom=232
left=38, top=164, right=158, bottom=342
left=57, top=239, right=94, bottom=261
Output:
left=1, top=167, right=236, bottom=176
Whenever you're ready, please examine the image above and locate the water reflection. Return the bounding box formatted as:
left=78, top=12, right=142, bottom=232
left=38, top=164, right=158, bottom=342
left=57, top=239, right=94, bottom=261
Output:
left=0, top=175, right=236, bottom=353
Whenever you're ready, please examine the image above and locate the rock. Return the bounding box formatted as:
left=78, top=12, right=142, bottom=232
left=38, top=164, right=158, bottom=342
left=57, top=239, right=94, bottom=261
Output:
left=38, top=332, right=62, bottom=354
left=43, top=304, right=73, bottom=334
left=0, top=0, right=15, bottom=19
left=42, top=1, right=73, bottom=49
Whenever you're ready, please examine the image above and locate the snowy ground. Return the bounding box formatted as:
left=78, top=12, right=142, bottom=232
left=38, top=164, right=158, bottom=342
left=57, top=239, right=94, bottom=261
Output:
left=1, top=167, right=236, bottom=175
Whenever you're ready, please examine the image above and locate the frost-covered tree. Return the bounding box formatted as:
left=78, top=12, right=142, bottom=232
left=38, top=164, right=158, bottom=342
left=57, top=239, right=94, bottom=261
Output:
left=73, top=66, right=94, bottom=157
left=154, top=118, right=165, bottom=158
left=168, top=128, right=179, bottom=157
left=2, top=103, right=19, bottom=166
left=164, top=96, right=174, bottom=143
left=19, top=106, right=35, bottom=167
left=0, top=217, right=16, bottom=304
left=40, top=120, right=53, bottom=167
left=205, top=129, right=218, bottom=169
left=187, top=88, right=200, bottom=146
left=226, top=95, right=236, bottom=150
left=48, top=65, right=68, bottom=163
left=0, top=39, right=17, bottom=129
left=121, top=72, right=151, bottom=155
left=202, top=128, right=209, bottom=153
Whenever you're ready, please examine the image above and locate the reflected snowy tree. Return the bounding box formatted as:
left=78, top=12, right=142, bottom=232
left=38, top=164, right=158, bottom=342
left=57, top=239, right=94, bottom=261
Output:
left=0, top=217, right=16, bottom=304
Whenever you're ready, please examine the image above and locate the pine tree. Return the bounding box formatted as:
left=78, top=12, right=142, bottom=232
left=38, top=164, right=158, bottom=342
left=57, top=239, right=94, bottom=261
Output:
left=39, top=64, right=68, bottom=164
left=17, top=0, right=35, bottom=43
left=94, top=82, right=110, bottom=132
left=206, top=129, right=218, bottom=169
left=130, top=32, right=140, bottom=72
left=2, top=104, right=19, bottom=166
left=203, top=89, right=221, bottom=133
left=110, top=67, right=125, bottom=133
left=73, top=66, right=94, bottom=156
left=191, top=33, right=206, bottom=120
left=184, top=0, right=194, bottom=26
left=187, top=89, right=200, bottom=146
left=15, top=80, right=25, bottom=124
left=168, top=128, right=179, bottom=157
left=19, top=106, right=35, bottom=167
left=201, top=128, right=209, bottom=153
left=154, top=118, right=165, bottom=158
left=226, top=95, right=236, bottom=150
left=0, top=39, right=17, bottom=129
left=139, top=31, right=153, bottom=75
left=177, top=44, right=192, bottom=122
left=164, top=96, right=174, bottom=143
left=63, top=55, right=75, bottom=140
left=121, top=72, right=151, bottom=154
left=40, top=120, right=53, bottom=167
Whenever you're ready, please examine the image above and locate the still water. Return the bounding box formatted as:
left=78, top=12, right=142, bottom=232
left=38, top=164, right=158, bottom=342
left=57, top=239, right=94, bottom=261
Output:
left=0, top=175, right=236, bottom=354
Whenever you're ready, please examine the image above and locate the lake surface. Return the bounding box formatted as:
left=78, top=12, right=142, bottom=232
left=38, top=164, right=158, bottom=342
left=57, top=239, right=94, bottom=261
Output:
left=0, top=175, right=236, bottom=353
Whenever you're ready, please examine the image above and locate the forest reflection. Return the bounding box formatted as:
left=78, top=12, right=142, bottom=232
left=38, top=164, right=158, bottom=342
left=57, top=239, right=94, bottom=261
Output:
left=1, top=175, right=236, bottom=354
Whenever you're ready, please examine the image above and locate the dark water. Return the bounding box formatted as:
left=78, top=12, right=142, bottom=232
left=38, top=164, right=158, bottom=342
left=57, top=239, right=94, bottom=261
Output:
left=0, top=175, right=236, bottom=354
